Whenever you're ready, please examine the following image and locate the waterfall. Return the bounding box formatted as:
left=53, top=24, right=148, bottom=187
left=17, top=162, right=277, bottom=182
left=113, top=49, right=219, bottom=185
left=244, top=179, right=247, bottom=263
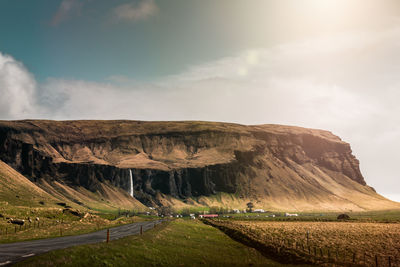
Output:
left=129, top=169, right=134, bottom=197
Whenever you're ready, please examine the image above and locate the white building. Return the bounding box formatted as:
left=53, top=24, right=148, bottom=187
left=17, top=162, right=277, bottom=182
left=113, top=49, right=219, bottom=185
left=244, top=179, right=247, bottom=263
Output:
left=284, top=212, right=298, bottom=217
left=253, top=209, right=265, bottom=213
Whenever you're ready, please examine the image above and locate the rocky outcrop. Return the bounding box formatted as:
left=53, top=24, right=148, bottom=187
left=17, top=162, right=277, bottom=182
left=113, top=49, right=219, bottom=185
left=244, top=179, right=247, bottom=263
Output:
left=0, top=120, right=387, bottom=211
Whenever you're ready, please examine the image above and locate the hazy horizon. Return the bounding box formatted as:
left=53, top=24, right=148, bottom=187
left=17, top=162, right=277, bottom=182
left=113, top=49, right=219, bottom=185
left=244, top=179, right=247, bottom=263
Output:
left=1, top=0, right=400, bottom=202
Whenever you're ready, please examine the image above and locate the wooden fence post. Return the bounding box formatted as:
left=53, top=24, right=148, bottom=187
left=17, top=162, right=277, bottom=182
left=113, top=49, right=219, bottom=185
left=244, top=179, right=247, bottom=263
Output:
left=364, top=252, right=366, bottom=265
left=106, top=229, right=110, bottom=243
left=353, top=252, right=356, bottom=263
left=388, top=256, right=392, bottom=267
left=140, top=225, right=143, bottom=235
left=375, top=255, right=378, bottom=267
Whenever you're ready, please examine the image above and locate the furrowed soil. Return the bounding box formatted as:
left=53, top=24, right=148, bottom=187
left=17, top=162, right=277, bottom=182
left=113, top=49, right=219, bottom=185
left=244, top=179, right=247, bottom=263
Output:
left=205, top=219, right=400, bottom=267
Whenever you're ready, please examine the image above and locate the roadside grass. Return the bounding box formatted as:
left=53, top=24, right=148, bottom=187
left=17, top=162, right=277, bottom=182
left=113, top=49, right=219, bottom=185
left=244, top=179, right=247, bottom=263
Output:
left=0, top=212, right=151, bottom=244
left=16, top=219, right=312, bottom=267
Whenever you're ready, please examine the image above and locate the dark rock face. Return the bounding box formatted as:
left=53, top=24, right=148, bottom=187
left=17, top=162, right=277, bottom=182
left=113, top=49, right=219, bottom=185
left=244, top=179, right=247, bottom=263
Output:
left=0, top=120, right=367, bottom=206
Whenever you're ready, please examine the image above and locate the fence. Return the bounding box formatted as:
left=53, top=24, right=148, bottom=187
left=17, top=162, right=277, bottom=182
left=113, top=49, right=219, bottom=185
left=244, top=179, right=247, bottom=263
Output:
left=0, top=219, right=66, bottom=239
left=204, top=219, right=399, bottom=267
left=269, top=235, right=398, bottom=267
left=1, top=219, right=161, bottom=242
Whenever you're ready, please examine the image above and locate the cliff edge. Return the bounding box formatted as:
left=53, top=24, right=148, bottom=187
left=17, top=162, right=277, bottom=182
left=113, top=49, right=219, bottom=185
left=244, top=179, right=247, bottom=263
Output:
left=0, top=120, right=397, bottom=211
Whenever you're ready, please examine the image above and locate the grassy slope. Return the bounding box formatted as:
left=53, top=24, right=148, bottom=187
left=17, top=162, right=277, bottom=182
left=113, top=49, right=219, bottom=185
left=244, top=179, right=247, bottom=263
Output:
left=0, top=160, right=59, bottom=207
left=16, top=219, right=312, bottom=267
left=0, top=158, right=146, bottom=213
left=0, top=160, right=150, bottom=244
left=37, top=179, right=148, bottom=213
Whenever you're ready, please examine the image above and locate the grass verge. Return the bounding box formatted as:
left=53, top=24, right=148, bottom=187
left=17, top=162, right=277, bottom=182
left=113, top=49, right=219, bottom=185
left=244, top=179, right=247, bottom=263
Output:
left=16, top=219, right=311, bottom=267
left=0, top=214, right=150, bottom=244
left=224, top=209, right=400, bottom=222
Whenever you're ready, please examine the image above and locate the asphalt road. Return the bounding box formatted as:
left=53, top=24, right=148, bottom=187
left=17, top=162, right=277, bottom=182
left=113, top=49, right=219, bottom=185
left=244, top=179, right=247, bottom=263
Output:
left=0, top=220, right=162, bottom=266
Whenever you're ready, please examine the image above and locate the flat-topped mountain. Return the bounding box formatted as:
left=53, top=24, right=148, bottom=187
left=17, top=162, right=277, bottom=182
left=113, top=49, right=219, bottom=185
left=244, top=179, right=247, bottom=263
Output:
left=0, top=120, right=398, bottom=211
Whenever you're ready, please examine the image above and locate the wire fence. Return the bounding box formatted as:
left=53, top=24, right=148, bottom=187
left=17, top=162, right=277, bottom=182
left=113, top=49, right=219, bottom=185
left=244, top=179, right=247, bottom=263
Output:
left=204, top=219, right=399, bottom=267
left=0, top=219, right=66, bottom=238
left=269, top=235, right=398, bottom=267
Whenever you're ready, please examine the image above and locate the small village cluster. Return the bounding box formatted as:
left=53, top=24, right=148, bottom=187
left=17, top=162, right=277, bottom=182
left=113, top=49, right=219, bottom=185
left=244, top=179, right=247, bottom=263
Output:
left=197, top=211, right=298, bottom=219
left=146, top=205, right=299, bottom=219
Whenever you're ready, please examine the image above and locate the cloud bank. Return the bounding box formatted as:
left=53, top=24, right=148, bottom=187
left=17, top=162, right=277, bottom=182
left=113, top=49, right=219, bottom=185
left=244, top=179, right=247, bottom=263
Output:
left=113, top=0, right=158, bottom=22
left=0, top=53, right=37, bottom=119
left=50, top=0, right=159, bottom=26
left=1, top=26, right=400, bottom=201
left=51, top=0, right=83, bottom=26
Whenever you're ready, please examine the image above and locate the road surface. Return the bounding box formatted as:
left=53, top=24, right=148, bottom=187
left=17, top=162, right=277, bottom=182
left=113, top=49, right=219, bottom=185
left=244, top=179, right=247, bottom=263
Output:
left=0, top=220, right=162, bottom=266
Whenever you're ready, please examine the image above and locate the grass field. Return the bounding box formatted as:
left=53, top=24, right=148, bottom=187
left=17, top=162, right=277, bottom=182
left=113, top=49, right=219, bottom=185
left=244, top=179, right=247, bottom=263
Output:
left=207, top=219, right=400, bottom=266
left=223, top=209, right=400, bottom=222
left=15, top=219, right=313, bottom=267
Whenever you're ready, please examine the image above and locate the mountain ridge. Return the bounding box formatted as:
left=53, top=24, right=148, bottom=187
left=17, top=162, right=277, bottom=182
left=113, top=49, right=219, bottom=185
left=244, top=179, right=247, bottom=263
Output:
left=0, top=120, right=398, bottom=212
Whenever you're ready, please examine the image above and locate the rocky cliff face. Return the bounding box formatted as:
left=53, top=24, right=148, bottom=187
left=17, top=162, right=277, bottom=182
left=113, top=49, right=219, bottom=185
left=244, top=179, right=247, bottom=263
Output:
left=0, top=120, right=394, bottom=211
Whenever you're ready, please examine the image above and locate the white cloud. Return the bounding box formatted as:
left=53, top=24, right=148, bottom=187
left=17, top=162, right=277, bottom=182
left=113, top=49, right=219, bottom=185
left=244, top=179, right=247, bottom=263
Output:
left=163, top=29, right=400, bottom=201
left=51, top=0, right=83, bottom=26
left=113, top=0, right=158, bottom=22
left=0, top=53, right=37, bottom=119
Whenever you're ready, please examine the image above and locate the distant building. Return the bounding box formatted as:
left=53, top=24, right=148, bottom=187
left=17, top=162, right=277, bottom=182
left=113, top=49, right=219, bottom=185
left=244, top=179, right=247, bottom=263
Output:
left=232, top=209, right=240, bottom=213
left=199, top=214, right=219, bottom=218
left=253, top=209, right=265, bottom=213
left=285, top=213, right=298, bottom=217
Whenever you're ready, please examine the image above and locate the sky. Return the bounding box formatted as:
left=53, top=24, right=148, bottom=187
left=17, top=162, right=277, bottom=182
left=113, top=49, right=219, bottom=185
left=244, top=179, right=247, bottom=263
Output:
left=1, top=0, right=400, bottom=202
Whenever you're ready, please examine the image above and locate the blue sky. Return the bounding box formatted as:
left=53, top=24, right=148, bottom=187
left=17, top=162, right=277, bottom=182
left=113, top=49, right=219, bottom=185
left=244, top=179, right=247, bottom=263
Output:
left=1, top=0, right=400, bottom=201
left=3, top=0, right=398, bottom=82
left=0, top=0, right=272, bottom=82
